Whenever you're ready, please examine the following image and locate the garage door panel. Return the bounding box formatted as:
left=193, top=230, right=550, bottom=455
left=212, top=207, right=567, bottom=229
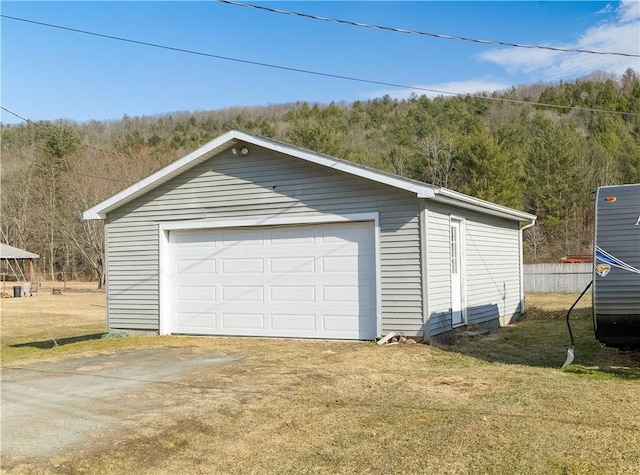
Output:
left=221, top=258, right=264, bottom=274
left=221, top=229, right=266, bottom=247
left=177, top=259, right=215, bottom=275
left=322, top=314, right=367, bottom=334
left=169, top=221, right=377, bottom=339
left=323, top=285, right=371, bottom=303
left=321, top=255, right=359, bottom=272
left=221, top=313, right=265, bottom=330
left=176, top=312, right=217, bottom=329
left=221, top=286, right=264, bottom=302
left=271, top=313, right=317, bottom=331
left=270, top=256, right=316, bottom=273
left=322, top=285, right=357, bottom=302
left=270, top=285, right=316, bottom=303
left=177, top=286, right=216, bottom=301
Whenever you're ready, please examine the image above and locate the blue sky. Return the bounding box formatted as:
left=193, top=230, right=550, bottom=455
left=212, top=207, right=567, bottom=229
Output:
left=1, top=1, right=639, bottom=124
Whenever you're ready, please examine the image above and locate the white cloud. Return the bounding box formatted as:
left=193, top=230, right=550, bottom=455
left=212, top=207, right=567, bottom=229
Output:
left=479, top=0, right=640, bottom=80
left=367, top=79, right=512, bottom=100
left=618, top=0, right=640, bottom=22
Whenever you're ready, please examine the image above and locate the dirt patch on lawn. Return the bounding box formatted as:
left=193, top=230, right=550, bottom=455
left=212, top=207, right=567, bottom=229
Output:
left=1, top=338, right=353, bottom=474
left=1, top=346, right=242, bottom=470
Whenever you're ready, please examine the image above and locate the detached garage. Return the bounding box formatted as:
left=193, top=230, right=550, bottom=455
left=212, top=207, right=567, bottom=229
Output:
left=84, top=130, right=535, bottom=342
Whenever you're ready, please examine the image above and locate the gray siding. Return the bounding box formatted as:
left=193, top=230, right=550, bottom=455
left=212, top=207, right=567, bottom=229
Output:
left=465, top=213, right=522, bottom=325
left=594, top=184, right=640, bottom=316
left=426, top=202, right=523, bottom=336
left=106, top=146, right=423, bottom=336
left=425, top=205, right=452, bottom=336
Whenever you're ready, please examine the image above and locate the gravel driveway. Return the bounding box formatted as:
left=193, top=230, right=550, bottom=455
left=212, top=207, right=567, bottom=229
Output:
left=1, top=347, right=233, bottom=468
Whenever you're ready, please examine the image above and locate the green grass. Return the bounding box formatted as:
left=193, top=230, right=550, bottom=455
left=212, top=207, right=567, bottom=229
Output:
left=452, top=315, right=640, bottom=380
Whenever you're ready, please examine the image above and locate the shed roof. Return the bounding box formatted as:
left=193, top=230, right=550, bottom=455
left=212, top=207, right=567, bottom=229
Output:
left=0, top=243, right=39, bottom=259
left=83, top=130, right=536, bottom=223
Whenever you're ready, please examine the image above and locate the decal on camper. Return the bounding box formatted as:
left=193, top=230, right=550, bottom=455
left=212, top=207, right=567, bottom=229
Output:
left=595, top=246, right=640, bottom=275
left=595, top=263, right=611, bottom=277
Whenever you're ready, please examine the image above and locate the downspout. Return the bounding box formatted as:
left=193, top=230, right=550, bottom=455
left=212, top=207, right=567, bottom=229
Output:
left=519, top=218, right=537, bottom=315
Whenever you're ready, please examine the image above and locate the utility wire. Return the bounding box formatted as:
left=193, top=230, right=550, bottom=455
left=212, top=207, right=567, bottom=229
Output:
left=3, top=105, right=112, bottom=158
left=216, top=0, right=640, bottom=58
left=1, top=106, right=30, bottom=124
left=1, top=106, right=132, bottom=184
left=1, top=14, right=638, bottom=117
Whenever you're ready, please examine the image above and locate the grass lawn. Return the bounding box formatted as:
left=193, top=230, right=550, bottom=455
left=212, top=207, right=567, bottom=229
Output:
left=1, top=283, right=639, bottom=474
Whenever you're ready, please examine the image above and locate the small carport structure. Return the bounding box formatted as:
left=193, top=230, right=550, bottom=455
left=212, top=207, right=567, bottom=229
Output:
left=1, top=243, right=39, bottom=296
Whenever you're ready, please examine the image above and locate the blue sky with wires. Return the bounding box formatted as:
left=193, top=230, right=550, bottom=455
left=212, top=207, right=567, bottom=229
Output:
left=1, top=1, right=639, bottom=124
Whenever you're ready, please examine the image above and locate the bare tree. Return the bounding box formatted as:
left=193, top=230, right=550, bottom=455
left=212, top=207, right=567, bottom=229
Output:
left=524, top=225, right=547, bottom=263
left=417, top=134, right=459, bottom=188
left=0, top=167, right=35, bottom=248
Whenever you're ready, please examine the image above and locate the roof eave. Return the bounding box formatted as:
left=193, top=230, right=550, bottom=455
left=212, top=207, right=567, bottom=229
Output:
left=432, top=188, right=536, bottom=222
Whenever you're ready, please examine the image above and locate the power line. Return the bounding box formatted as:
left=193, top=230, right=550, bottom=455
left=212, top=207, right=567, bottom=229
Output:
left=216, top=0, right=640, bottom=58
left=1, top=106, right=132, bottom=184
left=2, top=105, right=107, bottom=157
left=1, top=106, right=30, bottom=124
left=1, top=14, right=638, bottom=117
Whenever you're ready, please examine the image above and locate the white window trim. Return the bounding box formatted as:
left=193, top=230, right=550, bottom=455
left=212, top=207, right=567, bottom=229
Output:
left=158, top=212, right=381, bottom=338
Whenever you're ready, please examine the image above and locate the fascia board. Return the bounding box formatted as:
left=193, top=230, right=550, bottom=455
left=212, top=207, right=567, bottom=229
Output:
left=432, top=188, right=536, bottom=222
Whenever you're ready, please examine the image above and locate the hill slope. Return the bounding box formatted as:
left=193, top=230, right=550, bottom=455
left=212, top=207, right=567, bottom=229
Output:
left=2, top=71, right=639, bottom=280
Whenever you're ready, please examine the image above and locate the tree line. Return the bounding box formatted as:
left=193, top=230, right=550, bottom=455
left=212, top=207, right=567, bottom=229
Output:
left=2, top=70, right=639, bottom=283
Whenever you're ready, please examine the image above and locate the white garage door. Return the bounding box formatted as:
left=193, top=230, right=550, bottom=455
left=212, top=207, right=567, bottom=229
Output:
left=167, top=221, right=377, bottom=339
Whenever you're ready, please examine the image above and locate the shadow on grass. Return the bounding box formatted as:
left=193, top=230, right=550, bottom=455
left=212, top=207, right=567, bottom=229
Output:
left=562, top=365, right=640, bottom=381
left=436, top=313, right=640, bottom=381
left=10, top=333, right=106, bottom=349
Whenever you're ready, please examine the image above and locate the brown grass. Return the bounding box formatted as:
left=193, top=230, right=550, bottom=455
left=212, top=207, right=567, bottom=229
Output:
left=1, top=281, right=106, bottom=362
left=525, top=292, right=592, bottom=314
left=2, top=287, right=640, bottom=474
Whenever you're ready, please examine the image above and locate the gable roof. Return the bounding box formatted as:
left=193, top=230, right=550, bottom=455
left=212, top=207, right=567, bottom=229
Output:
left=83, top=130, right=536, bottom=223
left=0, top=243, right=39, bottom=259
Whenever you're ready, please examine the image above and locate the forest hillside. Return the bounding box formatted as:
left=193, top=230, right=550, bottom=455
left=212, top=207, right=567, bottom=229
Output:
left=2, top=70, right=639, bottom=282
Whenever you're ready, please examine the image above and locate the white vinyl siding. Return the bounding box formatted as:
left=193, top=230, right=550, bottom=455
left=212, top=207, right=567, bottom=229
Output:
left=106, top=147, right=423, bottom=337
